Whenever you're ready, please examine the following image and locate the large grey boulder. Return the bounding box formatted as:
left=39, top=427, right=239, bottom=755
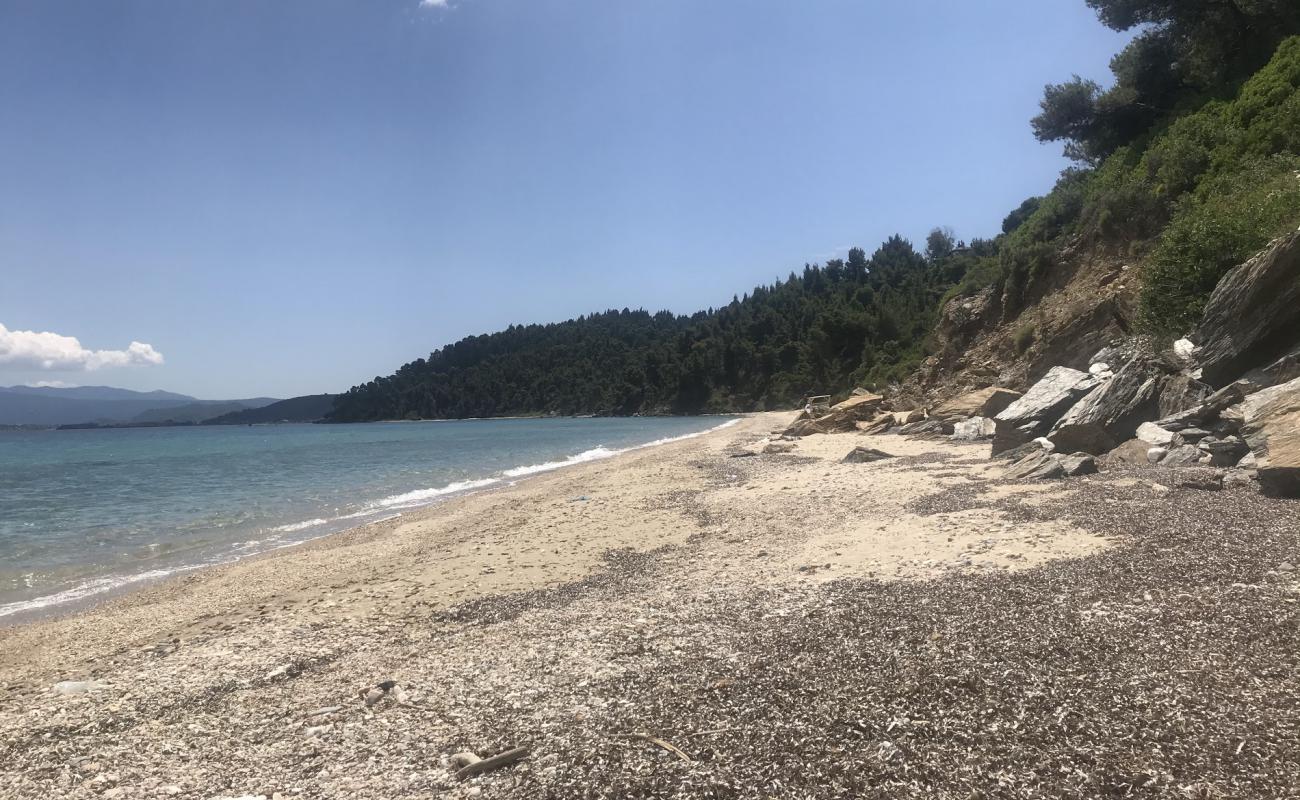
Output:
left=1239, top=375, right=1300, bottom=496
left=992, top=367, right=1099, bottom=455
left=1046, top=356, right=1166, bottom=455
left=1194, top=232, right=1300, bottom=387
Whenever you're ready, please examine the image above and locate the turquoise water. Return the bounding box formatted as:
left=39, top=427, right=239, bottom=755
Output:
left=0, top=416, right=736, bottom=619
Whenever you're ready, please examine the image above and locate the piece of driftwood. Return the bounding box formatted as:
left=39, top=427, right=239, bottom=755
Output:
left=613, top=732, right=692, bottom=762
left=454, top=746, right=529, bottom=780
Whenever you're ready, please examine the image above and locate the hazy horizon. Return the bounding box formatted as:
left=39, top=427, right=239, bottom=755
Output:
left=2, top=1, right=1129, bottom=398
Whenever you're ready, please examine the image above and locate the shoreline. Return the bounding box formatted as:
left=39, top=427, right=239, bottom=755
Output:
left=3, top=413, right=1298, bottom=798
left=0, top=417, right=742, bottom=627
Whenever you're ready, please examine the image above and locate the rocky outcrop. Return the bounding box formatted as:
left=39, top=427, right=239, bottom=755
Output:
left=1193, top=232, right=1300, bottom=387
left=929, top=387, right=1022, bottom=422
left=1045, top=356, right=1170, bottom=455
left=784, top=392, right=885, bottom=436
left=1240, top=376, right=1300, bottom=497
left=992, top=367, right=1099, bottom=455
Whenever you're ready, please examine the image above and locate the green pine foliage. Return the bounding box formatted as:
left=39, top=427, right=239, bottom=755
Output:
left=330, top=237, right=963, bottom=421
left=971, top=36, right=1300, bottom=332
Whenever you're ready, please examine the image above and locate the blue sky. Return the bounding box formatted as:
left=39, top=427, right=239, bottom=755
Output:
left=0, top=0, right=1129, bottom=399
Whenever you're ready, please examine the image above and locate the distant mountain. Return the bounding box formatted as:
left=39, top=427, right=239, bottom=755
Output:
left=4, top=385, right=194, bottom=403
left=205, top=394, right=338, bottom=425
left=0, top=386, right=281, bottom=427
left=129, top=398, right=280, bottom=425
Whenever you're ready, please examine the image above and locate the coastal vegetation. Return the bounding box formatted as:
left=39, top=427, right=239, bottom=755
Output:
left=332, top=1, right=1300, bottom=422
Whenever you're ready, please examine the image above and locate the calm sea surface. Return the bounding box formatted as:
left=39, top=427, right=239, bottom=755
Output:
left=0, top=416, right=736, bottom=619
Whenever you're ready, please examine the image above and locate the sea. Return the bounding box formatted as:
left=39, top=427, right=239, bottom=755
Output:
left=0, top=416, right=738, bottom=621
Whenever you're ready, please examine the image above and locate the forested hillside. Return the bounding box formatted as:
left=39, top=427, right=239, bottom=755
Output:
left=331, top=235, right=976, bottom=420
left=331, top=0, right=1300, bottom=423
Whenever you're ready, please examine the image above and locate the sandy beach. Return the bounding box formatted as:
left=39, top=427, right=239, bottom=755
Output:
left=2, top=411, right=1298, bottom=799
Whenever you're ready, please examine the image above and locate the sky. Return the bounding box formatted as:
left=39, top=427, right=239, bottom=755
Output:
left=0, top=0, right=1130, bottom=399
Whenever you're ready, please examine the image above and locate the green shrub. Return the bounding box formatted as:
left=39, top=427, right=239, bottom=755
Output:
left=1140, top=157, right=1300, bottom=332
left=1014, top=324, right=1036, bottom=354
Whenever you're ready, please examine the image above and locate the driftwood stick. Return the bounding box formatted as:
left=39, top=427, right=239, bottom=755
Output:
left=613, top=732, right=693, bottom=762
left=454, top=746, right=529, bottom=780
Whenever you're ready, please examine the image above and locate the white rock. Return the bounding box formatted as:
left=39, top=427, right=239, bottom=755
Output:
left=1033, top=437, right=1056, bottom=453
left=52, top=680, right=108, bottom=695
left=1146, top=447, right=1168, bottom=464
left=1173, top=338, right=1197, bottom=361
left=1089, top=362, right=1112, bottom=376
left=1136, top=422, right=1175, bottom=446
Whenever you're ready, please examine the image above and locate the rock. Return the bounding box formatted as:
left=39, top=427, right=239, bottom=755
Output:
left=1048, top=356, right=1167, bottom=455
left=891, top=409, right=926, bottom=426
left=1156, top=373, right=1213, bottom=418
left=951, top=416, right=996, bottom=441
left=850, top=387, right=872, bottom=397
left=1136, top=422, right=1175, bottom=446
left=992, top=367, right=1099, bottom=455
left=930, top=387, right=1022, bottom=421
left=1245, top=346, right=1300, bottom=388
left=1172, top=338, right=1197, bottom=363
left=994, top=441, right=1047, bottom=462
left=783, top=417, right=826, bottom=438
left=1194, top=231, right=1300, bottom=387
left=1223, top=469, right=1257, bottom=489
left=1239, top=375, right=1300, bottom=497
left=1171, top=428, right=1212, bottom=448
left=1047, top=424, right=1116, bottom=457
left=1057, top=453, right=1099, bottom=476
left=897, top=419, right=952, bottom=437
left=1147, top=446, right=1168, bottom=464
left=763, top=442, right=795, bottom=454
left=1033, top=436, right=1056, bottom=452
left=1155, top=383, right=1248, bottom=431
left=52, top=680, right=108, bottom=695
left=1105, top=439, right=1152, bottom=465
left=789, top=393, right=887, bottom=435
left=1159, top=445, right=1203, bottom=467
left=842, top=447, right=895, bottom=464
left=1006, top=450, right=1065, bottom=480
left=1280, top=561, right=1296, bottom=573
left=1197, top=436, right=1249, bottom=467
left=1237, top=451, right=1258, bottom=469
left=1089, top=362, right=1112, bottom=377
left=829, top=392, right=885, bottom=417
left=856, top=412, right=895, bottom=434
left=1174, top=468, right=1225, bottom=492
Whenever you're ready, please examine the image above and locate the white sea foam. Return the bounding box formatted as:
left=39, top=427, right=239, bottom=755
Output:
left=0, top=565, right=206, bottom=619
left=503, top=446, right=619, bottom=477
left=270, top=517, right=331, bottom=533
left=369, top=477, right=503, bottom=510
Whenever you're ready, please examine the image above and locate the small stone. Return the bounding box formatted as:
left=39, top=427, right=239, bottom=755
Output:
left=1280, top=562, right=1296, bottom=573
left=1147, top=447, right=1168, bottom=464
left=52, top=680, right=108, bottom=695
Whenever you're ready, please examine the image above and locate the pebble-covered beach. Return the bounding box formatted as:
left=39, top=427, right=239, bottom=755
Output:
left=2, top=412, right=1297, bottom=799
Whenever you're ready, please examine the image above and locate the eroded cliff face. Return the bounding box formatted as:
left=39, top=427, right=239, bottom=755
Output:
left=900, top=246, right=1138, bottom=404
left=887, top=231, right=1300, bottom=496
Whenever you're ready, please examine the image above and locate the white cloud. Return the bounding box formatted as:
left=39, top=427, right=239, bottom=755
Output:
left=26, top=380, right=78, bottom=388
left=0, top=323, right=165, bottom=371
left=419, top=0, right=450, bottom=7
